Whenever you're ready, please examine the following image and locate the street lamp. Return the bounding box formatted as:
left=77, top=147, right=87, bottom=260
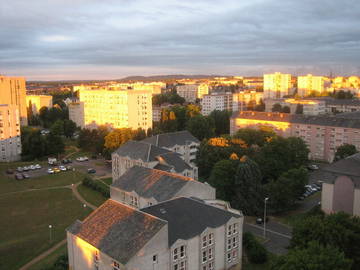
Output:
left=263, top=197, right=269, bottom=238
left=49, top=225, right=52, bottom=243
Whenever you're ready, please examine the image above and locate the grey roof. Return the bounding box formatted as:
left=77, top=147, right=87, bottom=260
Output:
left=141, top=131, right=200, bottom=148
left=334, top=111, right=360, bottom=119
left=113, top=140, right=171, bottom=162
left=231, top=111, right=360, bottom=129
left=324, top=98, right=360, bottom=106
left=318, top=153, right=360, bottom=188
left=112, top=166, right=196, bottom=201
left=67, top=199, right=166, bottom=264
left=156, top=152, right=192, bottom=172
left=142, top=197, right=241, bottom=246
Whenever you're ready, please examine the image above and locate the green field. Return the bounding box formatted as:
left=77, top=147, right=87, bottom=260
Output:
left=28, top=243, right=67, bottom=270
left=0, top=188, right=92, bottom=269
left=101, top=177, right=112, bottom=185
left=77, top=184, right=107, bottom=207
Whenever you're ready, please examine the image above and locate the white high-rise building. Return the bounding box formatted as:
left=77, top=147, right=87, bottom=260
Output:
left=201, top=92, right=240, bottom=115
left=263, top=72, right=292, bottom=99
left=297, top=74, right=324, bottom=97
left=177, top=84, right=209, bottom=102
left=0, top=104, right=21, bottom=161
left=78, top=89, right=152, bottom=130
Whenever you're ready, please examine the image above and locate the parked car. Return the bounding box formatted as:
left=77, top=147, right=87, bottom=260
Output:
left=22, top=173, right=30, bottom=179
left=66, top=166, right=73, bottom=171
left=298, top=196, right=305, bottom=201
left=47, top=168, right=54, bottom=174
left=53, top=168, right=61, bottom=173
left=15, top=173, right=24, bottom=180
left=16, top=167, right=23, bottom=172
left=83, top=156, right=89, bottom=161
left=59, top=165, right=67, bottom=171
left=76, top=157, right=84, bottom=162
left=305, top=185, right=317, bottom=193
left=87, top=168, right=96, bottom=174
left=29, top=165, right=36, bottom=170
left=35, top=164, right=41, bottom=169
left=6, top=168, right=14, bottom=174
left=23, top=166, right=30, bottom=171
left=308, top=164, right=319, bottom=170
left=255, top=217, right=269, bottom=225
left=48, top=157, right=57, bottom=165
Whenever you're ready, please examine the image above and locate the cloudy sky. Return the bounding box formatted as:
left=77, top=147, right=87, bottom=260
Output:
left=1, top=0, right=360, bottom=80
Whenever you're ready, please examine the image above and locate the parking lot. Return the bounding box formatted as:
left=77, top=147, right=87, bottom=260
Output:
left=6, top=157, right=112, bottom=180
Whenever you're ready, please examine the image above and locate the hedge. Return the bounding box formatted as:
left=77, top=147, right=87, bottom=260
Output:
left=82, top=176, right=110, bottom=198
left=243, top=232, right=268, bottom=264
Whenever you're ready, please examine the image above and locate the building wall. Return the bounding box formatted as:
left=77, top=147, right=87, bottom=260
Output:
left=353, top=188, right=360, bottom=216
left=321, top=183, right=334, bottom=214
left=79, top=89, right=152, bottom=130
left=175, top=182, right=216, bottom=201
left=0, top=76, right=27, bottom=125
left=201, top=93, right=239, bottom=116
left=26, top=95, right=53, bottom=115
left=332, top=176, right=354, bottom=215
left=297, top=75, right=324, bottom=97
left=111, top=153, right=155, bottom=180
left=176, top=85, right=198, bottom=103
left=69, top=102, right=85, bottom=128
left=0, top=104, right=21, bottom=161
left=263, top=73, right=291, bottom=99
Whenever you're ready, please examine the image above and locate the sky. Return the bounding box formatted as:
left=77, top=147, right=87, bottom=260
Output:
left=0, top=0, right=360, bottom=80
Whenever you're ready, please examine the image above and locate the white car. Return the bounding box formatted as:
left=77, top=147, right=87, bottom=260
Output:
left=47, top=168, right=54, bottom=174
left=29, top=165, right=36, bottom=170
left=59, top=165, right=67, bottom=171
left=35, top=164, right=41, bottom=169
left=76, top=157, right=84, bottom=162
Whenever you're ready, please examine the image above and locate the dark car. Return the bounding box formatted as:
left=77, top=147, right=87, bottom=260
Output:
left=6, top=168, right=14, bottom=174
left=15, top=173, right=24, bottom=180
left=87, top=168, right=96, bottom=174
left=256, top=217, right=269, bottom=225
left=22, top=173, right=30, bottom=179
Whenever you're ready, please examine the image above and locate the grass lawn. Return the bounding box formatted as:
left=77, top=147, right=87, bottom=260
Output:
left=28, top=243, right=67, bottom=270
left=67, top=151, right=93, bottom=159
left=77, top=184, right=107, bottom=207
left=0, top=188, right=92, bottom=269
left=100, top=177, right=112, bottom=185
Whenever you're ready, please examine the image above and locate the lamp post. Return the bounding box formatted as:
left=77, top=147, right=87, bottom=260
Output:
left=49, top=225, right=52, bottom=243
left=263, top=197, right=269, bottom=238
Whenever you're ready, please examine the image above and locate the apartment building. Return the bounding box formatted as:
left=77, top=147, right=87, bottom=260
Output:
left=230, top=111, right=360, bottom=162
left=152, top=103, right=174, bottom=122
left=263, top=72, right=292, bottom=99
left=69, top=102, right=85, bottom=128
left=112, top=140, right=198, bottom=180
left=111, top=166, right=215, bottom=208
left=297, top=74, right=325, bottom=97
left=26, top=95, right=53, bottom=115
left=141, top=130, right=199, bottom=164
left=0, top=75, right=27, bottom=126
left=201, top=92, right=240, bottom=116
left=264, top=98, right=326, bottom=115
left=176, top=84, right=209, bottom=102
left=324, top=98, right=360, bottom=114
left=67, top=197, right=243, bottom=270
left=0, top=104, right=21, bottom=161
left=78, top=89, right=152, bottom=130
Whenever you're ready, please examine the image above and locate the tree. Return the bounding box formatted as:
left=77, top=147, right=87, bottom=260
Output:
left=271, top=241, right=352, bottom=270
left=21, top=127, right=47, bottom=160
left=232, top=156, right=264, bottom=215
left=291, top=212, right=360, bottom=269
left=186, top=115, right=215, bottom=141
left=50, top=120, right=64, bottom=136
left=233, top=127, right=276, bottom=147
left=46, top=132, right=65, bottom=155
left=208, top=159, right=237, bottom=200
left=295, top=104, right=303, bottom=114
left=63, top=119, right=77, bottom=138
left=281, top=106, right=290, bottom=113
left=104, top=128, right=133, bottom=151
left=266, top=167, right=308, bottom=211
left=272, top=103, right=283, bottom=112
left=208, top=110, right=231, bottom=136
left=334, top=144, right=358, bottom=161
left=254, top=99, right=265, bottom=112
left=132, top=128, right=147, bottom=141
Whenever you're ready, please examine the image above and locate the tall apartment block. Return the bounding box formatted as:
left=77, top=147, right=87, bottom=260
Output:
left=26, top=95, right=53, bottom=115
left=69, top=102, right=85, bottom=128
left=0, top=104, right=21, bottom=161
left=177, top=84, right=209, bottom=102
left=297, top=74, right=324, bottom=97
left=201, top=92, right=240, bottom=115
left=0, top=76, right=27, bottom=126
left=78, top=89, right=152, bottom=130
left=263, top=72, right=292, bottom=99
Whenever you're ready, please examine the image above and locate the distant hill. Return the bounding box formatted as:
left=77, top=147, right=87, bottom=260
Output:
left=118, top=74, right=224, bottom=81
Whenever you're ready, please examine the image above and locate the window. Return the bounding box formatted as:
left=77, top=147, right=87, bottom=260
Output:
left=153, top=254, right=158, bottom=263
left=208, top=248, right=213, bottom=260
left=227, top=238, right=232, bottom=250
left=208, top=233, right=213, bottom=245
left=94, top=251, right=99, bottom=263
left=174, top=264, right=178, bottom=270
left=232, top=237, right=237, bottom=248
left=208, top=261, right=214, bottom=270
left=202, top=251, right=207, bottom=263
left=180, top=261, right=185, bottom=270
left=113, top=261, right=120, bottom=270
left=228, top=225, right=232, bottom=236
left=173, top=248, right=178, bottom=261
left=227, top=253, right=232, bottom=262
left=233, top=223, right=237, bottom=234
left=232, top=250, right=237, bottom=260
left=180, top=245, right=186, bottom=258
left=202, top=235, right=207, bottom=248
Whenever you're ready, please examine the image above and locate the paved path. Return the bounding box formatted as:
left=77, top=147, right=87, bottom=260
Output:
left=18, top=182, right=97, bottom=269
left=244, top=221, right=292, bottom=255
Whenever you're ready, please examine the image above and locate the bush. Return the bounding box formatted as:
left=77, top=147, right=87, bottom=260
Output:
left=82, top=176, right=110, bottom=198
left=41, top=254, right=68, bottom=270
left=243, top=232, right=268, bottom=264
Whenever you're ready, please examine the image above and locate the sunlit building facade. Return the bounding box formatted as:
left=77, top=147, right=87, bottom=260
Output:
left=0, top=104, right=21, bottom=161
left=230, top=111, right=360, bottom=162
left=26, top=95, right=53, bottom=115
left=79, top=89, right=152, bottom=130
left=263, top=72, right=292, bottom=99
left=177, top=84, right=209, bottom=102
left=201, top=92, right=240, bottom=115
left=297, top=74, right=324, bottom=97
left=0, top=75, right=27, bottom=126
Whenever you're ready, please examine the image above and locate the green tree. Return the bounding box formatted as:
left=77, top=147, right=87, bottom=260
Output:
left=21, top=127, right=47, bottom=160
left=208, top=110, right=231, bottom=136
left=271, top=241, right=352, bottom=270
left=281, top=105, right=290, bottom=113
left=272, top=103, right=283, bottom=112
left=208, top=159, right=237, bottom=200
left=63, top=119, right=77, bottom=138
left=291, top=212, right=360, bottom=269
left=46, top=132, right=65, bottom=155
left=50, top=120, right=64, bottom=136
left=132, top=128, right=147, bottom=141
left=233, top=127, right=276, bottom=147
left=334, top=143, right=358, bottom=161
left=186, top=115, right=215, bottom=141
left=104, top=128, right=133, bottom=151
